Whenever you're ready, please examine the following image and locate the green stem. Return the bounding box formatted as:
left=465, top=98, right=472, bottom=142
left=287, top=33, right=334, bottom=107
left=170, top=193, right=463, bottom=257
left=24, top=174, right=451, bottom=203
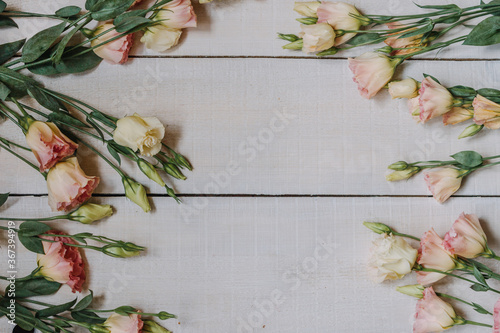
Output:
left=78, top=139, right=126, bottom=178
left=399, top=36, right=468, bottom=60
left=437, top=293, right=492, bottom=316
left=462, top=320, right=492, bottom=328
left=0, top=215, right=67, bottom=222
left=0, top=141, right=43, bottom=177
left=392, top=231, right=420, bottom=241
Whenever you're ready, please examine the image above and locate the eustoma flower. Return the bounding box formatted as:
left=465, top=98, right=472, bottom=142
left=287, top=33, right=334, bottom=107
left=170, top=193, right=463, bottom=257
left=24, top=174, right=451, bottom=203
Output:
left=384, top=22, right=427, bottom=56
left=473, top=94, right=500, bottom=129
left=36, top=230, right=86, bottom=293
left=25, top=121, right=78, bottom=172
left=423, top=168, right=465, bottom=204
left=416, top=229, right=456, bottom=286
left=299, top=23, right=336, bottom=53
left=418, top=77, right=455, bottom=123
left=317, top=1, right=365, bottom=46
left=388, top=78, right=419, bottom=99
left=413, top=287, right=457, bottom=333
left=91, top=23, right=134, bottom=64
left=103, top=313, right=144, bottom=332
left=156, top=0, right=197, bottom=29
left=443, top=213, right=487, bottom=259
left=294, top=1, right=321, bottom=17
left=47, top=157, right=100, bottom=212
left=113, top=114, right=166, bottom=157
left=141, top=25, right=183, bottom=52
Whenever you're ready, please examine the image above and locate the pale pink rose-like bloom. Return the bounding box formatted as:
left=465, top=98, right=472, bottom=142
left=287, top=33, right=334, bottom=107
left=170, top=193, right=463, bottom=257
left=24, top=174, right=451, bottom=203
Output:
left=442, top=107, right=473, bottom=126
left=417, top=228, right=456, bottom=286
left=157, top=0, right=197, bottom=29
left=91, top=24, right=133, bottom=64
left=472, top=95, right=500, bottom=129
left=413, top=287, right=457, bottom=333
left=348, top=52, right=400, bottom=99
left=299, top=23, right=335, bottom=53
left=419, top=77, right=454, bottom=123
left=25, top=121, right=78, bottom=172
left=408, top=96, right=421, bottom=123
left=388, top=78, right=419, bottom=99
left=104, top=313, right=144, bottom=333
left=47, top=157, right=100, bottom=212
left=384, top=22, right=426, bottom=56
left=37, top=230, right=86, bottom=293
left=494, top=298, right=500, bottom=333
left=443, top=213, right=487, bottom=258
left=424, top=168, right=464, bottom=204
left=317, top=1, right=363, bottom=45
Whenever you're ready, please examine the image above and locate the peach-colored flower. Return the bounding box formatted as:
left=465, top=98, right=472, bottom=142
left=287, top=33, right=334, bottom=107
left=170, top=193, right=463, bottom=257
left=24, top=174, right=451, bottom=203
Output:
left=473, top=95, right=500, bottom=129
left=104, top=313, right=144, bottom=333
left=294, top=1, right=321, bottom=17
left=140, top=25, right=182, bottom=52
left=494, top=298, right=500, bottom=333
left=424, top=168, right=464, bottom=204
left=348, top=52, right=400, bottom=99
left=157, top=0, right=197, bottom=29
left=413, top=287, right=457, bottom=333
left=408, top=96, right=421, bottom=123
left=25, top=121, right=78, bottom=172
left=419, top=77, right=454, bottom=123
left=91, top=23, right=133, bottom=64
left=46, top=157, right=100, bottom=212
left=442, top=107, right=473, bottom=126
left=317, top=1, right=364, bottom=45
left=388, top=78, right=419, bottom=99
left=417, top=229, right=456, bottom=286
left=443, top=213, right=487, bottom=258
left=299, top=23, right=335, bottom=53
left=37, top=230, right=85, bottom=293
left=384, top=22, right=426, bottom=56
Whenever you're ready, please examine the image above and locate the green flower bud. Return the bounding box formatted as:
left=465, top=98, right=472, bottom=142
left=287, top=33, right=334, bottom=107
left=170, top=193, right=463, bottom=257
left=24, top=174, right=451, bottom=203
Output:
left=283, top=39, right=303, bottom=50
left=396, top=284, right=425, bottom=299
left=158, top=311, right=176, bottom=320
left=69, top=203, right=113, bottom=224
left=142, top=320, right=172, bottom=333
left=377, top=46, right=393, bottom=54
left=385, top=166, right=420, bottom=181
left=103, top=246, right=142, bottom=258
left=458, top=124, right=483, bottom=139
left=296, top=17, right=319, bottom=25
left=317, top=47, right=339, bottom=56
left=138, top=159, right=165, bottom=187
left=123, top=177, right=151, bottom=213
left=89, top=324, right=110, bottom=333
left=363, top=222, right=392, bottom=235
left=388, top=161, right=409, bottom=171
left=164, top=163, right=186, bottom=180
left=175, top=154, right=192, bottom=171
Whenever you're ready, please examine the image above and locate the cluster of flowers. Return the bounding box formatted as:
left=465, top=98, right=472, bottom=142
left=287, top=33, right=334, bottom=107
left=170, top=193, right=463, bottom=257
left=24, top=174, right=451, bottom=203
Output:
left=388, top=75, right=500, bottom=139
left=280, top=1, right=500, bottom=99
left=366, top=213, right=500, bottom=332
left=385, top=150, right=500, bottom=204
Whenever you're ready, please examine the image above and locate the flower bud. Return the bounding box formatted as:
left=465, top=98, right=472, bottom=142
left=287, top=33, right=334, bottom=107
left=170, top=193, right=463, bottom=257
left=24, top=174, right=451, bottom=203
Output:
left=123, top=178, right=151, bottom=212
left=293, top=1, right=320, bottom=17
left=89, top=325, right=110, bottom=333
left=143, top=320, right=172, bottom=333
left=283, top=39, right=304, bottom=50
left=458, top=123, right=483, bottom=139
left=138, top=159, right=166, bottom=186
left=386, top=166, right=420, bottom=181
left=363, top=222, right=392, bottom=235
left=68, top=203, right=113, bottom=224
left=388, top=78, right=419, bottom=99
left=103, top=245, right=142, bottom=258
left=376, top=46, right=393, bottom=54
left=299, top=23, right=335, bottom=53
left=158, top=311, right=176, bottom=320
left=388, top=161, right=408, bottom=171
left=164, top=162, right=186, bottom=180
left=140, top=26, right=182, bottom=52
left=396, top=284, right=425, bottom=299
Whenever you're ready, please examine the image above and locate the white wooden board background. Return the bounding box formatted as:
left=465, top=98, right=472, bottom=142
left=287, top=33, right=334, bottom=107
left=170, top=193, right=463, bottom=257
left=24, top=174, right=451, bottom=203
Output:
left=1, top=0, right=500, bottom=332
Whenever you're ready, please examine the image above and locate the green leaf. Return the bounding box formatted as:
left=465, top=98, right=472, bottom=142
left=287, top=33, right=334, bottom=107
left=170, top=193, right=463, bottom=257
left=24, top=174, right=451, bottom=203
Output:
left=415, top=4, right=461, bottom=10
left=55, top=6, right=81, bottom=17
left=464, top=16, right=500, bottom=46
left=13, top=304, right=36, bottom=331
left=114, top=9, right=147, bottom=25
left=21, top=22, right=66, bottom=63
left=114, top=306, right=136, bottom=316
left=0, top=16, right=18, bottom=29
left=471, top=283, right=489, bottom=292
left=71, top=310, right=106, bottom=324
left=48, top=111, right=91, bottom=128
left=72, top=290, right=94, bottom=312
left=0, top=1, right=6, bottom=12
left=27, top=85, right=61, bottom=112
left=54, top=47, right=102, bottom=74
left=346, top=33, right=385, bottom=46
left=0, top=66, right=37, bottom=98
left=14, top=278, right=61, bottom=298
left=18, top=234, right=45, bottom=254
left=0, top=39, right=25, bottom=65
left=448, top=85, right=477, bottom=98
left=400, top=20, right=434, bottom=39
left=477, top=88, right=500, bottom=98
left=19, top=220, right=51, bottom=237
left=36, top=298, right=77, bottom=318
left=0, top=192, right=8, bottom=207
left=472, top=303, right=491, bottom=315
left=85, top=0, right=100, bottom=10
left=114, top=16, right=151, bottom=33
left=107, top=144, right=121, bottom=165
left=451, top=151, right=483, bottom=168
left=472, top=264, right=488, bottom=285
left=91, top=111, right=116, bottom=128
left=423, top=73, right=440, bottom=84
left=89, top=0, right=136, bottom=21
left=35, top=319, right=57, bottom=333
left=0, top=81, right=10, bottom=100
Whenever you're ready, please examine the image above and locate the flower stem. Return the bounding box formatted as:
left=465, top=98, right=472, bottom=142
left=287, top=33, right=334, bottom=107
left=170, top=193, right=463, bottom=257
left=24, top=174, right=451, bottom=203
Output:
left=462, top=320, right=492, bottom=328
left=437, top=293, right=492, bottom=316
left=0, top=140, right=43, bottom=177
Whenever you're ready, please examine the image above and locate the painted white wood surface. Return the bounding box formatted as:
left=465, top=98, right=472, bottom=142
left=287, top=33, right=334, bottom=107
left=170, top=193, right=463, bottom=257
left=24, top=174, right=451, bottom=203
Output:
left=1, top=196, right=500, bottom=333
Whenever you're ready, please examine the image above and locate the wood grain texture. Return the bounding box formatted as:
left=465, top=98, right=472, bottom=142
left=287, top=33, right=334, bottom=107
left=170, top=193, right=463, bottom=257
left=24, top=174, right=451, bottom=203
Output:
left=1, top=196, right=499, bottom=332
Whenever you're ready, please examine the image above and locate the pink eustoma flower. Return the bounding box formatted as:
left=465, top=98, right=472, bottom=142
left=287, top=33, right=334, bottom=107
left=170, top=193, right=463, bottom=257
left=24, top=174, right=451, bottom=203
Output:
left=418, top=77, right=454, bottom=123
left=443, top=213, right=487, bottom=258
left=157, top=0, right=197, bottom=29
left=104, top=313, right=144, bottom=333
left=413, top=287, right=457, bottom=333
left=317, top=1, right=363, bottom=45
left=46, top=157, right=100, bottom=212
left=417, top=228, right=456, bottom=286
left=91, top=23, right=133, bottom=64
left=424, top=168, right=464, bottom=204
left=25, top=121, right=78, bottom=172
left=37, top=230, right=86, bottom=293
left=472, top=94, right=500, bottom=129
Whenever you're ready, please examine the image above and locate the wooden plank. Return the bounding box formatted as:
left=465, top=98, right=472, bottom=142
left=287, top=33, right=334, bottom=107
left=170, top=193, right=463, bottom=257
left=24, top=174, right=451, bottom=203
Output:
left=1, top=58, right=499, bottom=196
left=0, top=196, right=498, bottom=332
left=5, top=0, right=500, bottom=59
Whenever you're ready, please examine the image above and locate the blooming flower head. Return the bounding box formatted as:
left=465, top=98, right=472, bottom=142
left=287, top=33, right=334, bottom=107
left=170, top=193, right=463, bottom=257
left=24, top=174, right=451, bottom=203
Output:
left=384, top=22, right=427, bottom=56
left=103, top=313, right=143, bottom=333
left=348, top=52, right=400, bottom=99
left=156, top=0, right=197, bottom=29
left=413, top=287, right=457, bottom=333
left=419, top=77, right=454, bottom=123
left=443, top=213, right=487, bottom=258
left=37, top=230, right=85, bottom=293
left=113, top=113, right=165, bottom=157
left=367, top=233, right=418, bottom=283
left=317, top=1, right=364, bottom=45
left=25, top=121, right=78, bottom=172
left=47, top=157, right=100, bottom=212
left=299, top=23, right=335, bottom=53
left=473, top=95, right=500, bottom=129
left=294, top=1, right=321, bottom=17
left=424, top=168, right=464, bottom=204
left=442, top=107, right=473, bottom=126
left=91, top=23, right=133, bottom=64
left=388, top=78, right=419, bottom=99
left=417, top=229, right=456, bottom=286
left=141, top=25, right=182, bottom=52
